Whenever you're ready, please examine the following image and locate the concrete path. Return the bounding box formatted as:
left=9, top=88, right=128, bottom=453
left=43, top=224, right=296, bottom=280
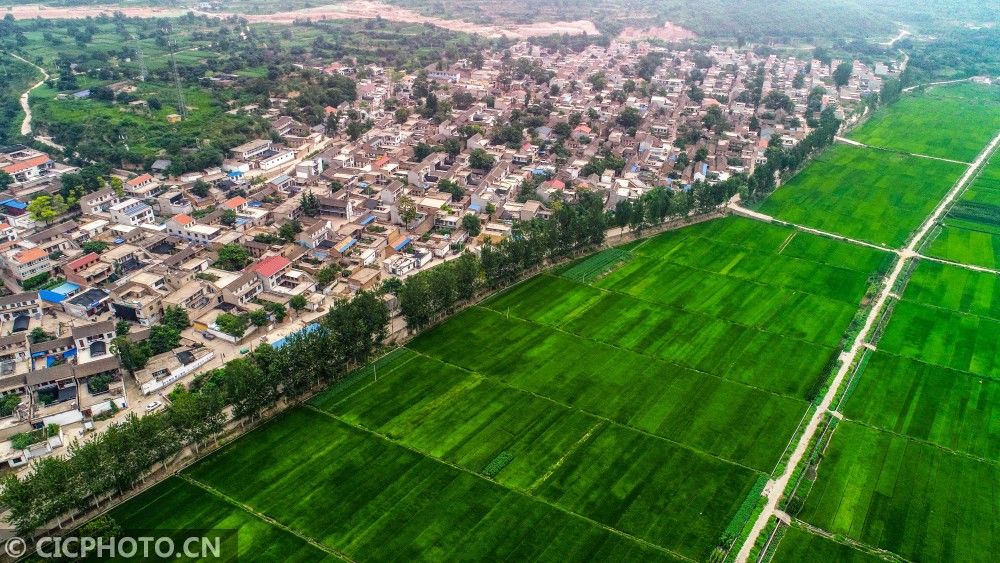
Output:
left=734, top=127, right=1000, bottom=563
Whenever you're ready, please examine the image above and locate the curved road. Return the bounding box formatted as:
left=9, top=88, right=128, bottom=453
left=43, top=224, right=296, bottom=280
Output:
left=8, top=52, right=49, bottom=136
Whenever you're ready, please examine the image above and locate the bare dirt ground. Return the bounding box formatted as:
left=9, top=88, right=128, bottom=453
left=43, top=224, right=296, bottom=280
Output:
left=617, top=21, right=695, bottom=42
left=5, top=1, right=599, bottom=38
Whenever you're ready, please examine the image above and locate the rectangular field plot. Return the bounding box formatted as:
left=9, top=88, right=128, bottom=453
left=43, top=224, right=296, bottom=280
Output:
left=926, top=153, right=1000, bottom=268
left=107, top=477, right=340, bottom=562
left=877, top=299, right=1000, bottom=378
left=797, top=421, right=1000, bottom=562
left=184, top=409, right=684, bottom=562
left=843, top=351, right=1000, bottom=460
left=408, top=306, right=806, bottom=472
left=107, top=217, right=881, bottom=561
left=846, top=82, right=1000, bottom=162
left=771, top=526, right=883, bottom=563
left=316, top=364, right=758, bottom=560
left=759, top=144, right=965, bottom=246
left=901, top=259, right=1000, bottom=321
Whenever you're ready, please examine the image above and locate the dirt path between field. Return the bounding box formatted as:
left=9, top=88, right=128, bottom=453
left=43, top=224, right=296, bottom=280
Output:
left=733, top=127, right=1000, bottom=563
left=7, top=51, right=48, bottom=136
left=4, top=1, right=598, bottom=38
left=726, top=198, right=895, bottom=254
left=834, top=136, right=972, bottom=165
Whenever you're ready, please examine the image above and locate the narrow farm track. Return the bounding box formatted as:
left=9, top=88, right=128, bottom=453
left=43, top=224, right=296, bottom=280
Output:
left=916, top=252, right=1000, bottom=276
left=727, top=197, right=896, bottom=254
left=7, top=51, right=49, bottom=136
left=734, top=127, right=1000, bottom=563
left=834, top=136, right=972, bottom=165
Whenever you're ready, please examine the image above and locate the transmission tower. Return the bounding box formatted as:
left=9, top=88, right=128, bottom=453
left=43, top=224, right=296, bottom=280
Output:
left=131, top=33, right=148, bottom=82
left=169, top=47, right=187, bottom=120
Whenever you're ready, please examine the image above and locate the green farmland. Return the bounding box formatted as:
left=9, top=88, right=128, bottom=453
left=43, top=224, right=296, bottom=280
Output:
left=788, top=260, right=1000, bottom=562
left=771, top=526, right=881, bottom=563
left=758, top=143, right=964, bottom=247
left=847, top=82, right=1000, bottom=162
left=926, top=152, right=1000, bottom=268
left=102, top=217, right=886, bottom=561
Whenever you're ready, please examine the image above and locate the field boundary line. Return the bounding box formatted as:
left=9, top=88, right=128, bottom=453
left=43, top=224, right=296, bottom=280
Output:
left=528, top=421, right=605, bottom=493
left=630, top=230, right=881, bottom=306
left=734, top=127, right=1000, bottom=563
left=859, top=347, right=1000, bottom=385
left=728, top=198, right=897, bottom=254
left=548, top=266, right=852, bottom=351
left=838, top=418, right=1000, bottom=468
left=916, top=251, right=1000, bottom=276
left=787, top=519, right=912, bottom=562
left=177, top=474, right=355, bottom=562
left=402, top=346, right=766, bottom=475
left=775, top=231, right=797, bottom=254
left=833, top=136, right=972, bottom=165
left=301, top=404, right=695, bottom=562
left=474, top=302, right=817, bottom=405
left=323, top=350, right=420, bottom=410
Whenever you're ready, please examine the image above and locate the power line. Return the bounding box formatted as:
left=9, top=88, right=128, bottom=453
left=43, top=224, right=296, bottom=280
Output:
left=169, top=43, right=187, bottom=120
left=130, top=33, right=147, bottom=82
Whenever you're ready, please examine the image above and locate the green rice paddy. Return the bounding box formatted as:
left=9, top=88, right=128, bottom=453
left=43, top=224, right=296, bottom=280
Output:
left=847, top=82, right=1000, bottom=162
left=759, top=143, right=965, bottom=247
left=789, top=260, right=1000, bottom=561
left=926, top=152, right=1000, bottom=268
left=771, top=526, right=881, bottom=563
left=103, top=217, right=884, bottom=561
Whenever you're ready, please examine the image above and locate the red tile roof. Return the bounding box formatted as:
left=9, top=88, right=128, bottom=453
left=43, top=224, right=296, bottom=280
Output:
left=2, top=155, right=51, bottom=175
left=172, top=214, right=194, bottom=225
left=66, top=252, right=99, bottom=270
left=252, top=255, right=290, bottom=277
left=13, top=247, right=47, bottom=264
left=225, top=196, right=248, bottom=209
left=126, top=173, right=153, bottom=186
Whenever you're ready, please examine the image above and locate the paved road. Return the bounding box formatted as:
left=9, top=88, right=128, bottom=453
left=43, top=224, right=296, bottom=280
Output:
left=734, top=127, right=1000, bottom=563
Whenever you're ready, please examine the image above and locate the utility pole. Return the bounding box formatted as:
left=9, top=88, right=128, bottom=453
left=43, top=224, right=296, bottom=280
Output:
left=169, top=45, right=187, bottom=120
left=131, top=33, right=148, bottom=82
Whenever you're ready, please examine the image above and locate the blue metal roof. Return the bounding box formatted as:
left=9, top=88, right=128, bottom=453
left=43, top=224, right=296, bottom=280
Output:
left=1, top=199, right=27, bottom=210
left=360, top=215, right=375, bottom=225
left=337, top=238, right=357, bottom=253
left=42, top=288, right=63, bottom=300
left=393, top=237, right=412, bottom=251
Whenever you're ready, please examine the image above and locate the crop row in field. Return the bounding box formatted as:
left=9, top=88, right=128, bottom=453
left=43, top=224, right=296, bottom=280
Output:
left=846, top=82, right=1000, bottom=162
left=102, top=217, right=884, bottom=561
left=926, top=152, right=1000, bottom=268
left=759, top=143, right=965, bottom=247
left=790, top=261, right=1000, bottom=562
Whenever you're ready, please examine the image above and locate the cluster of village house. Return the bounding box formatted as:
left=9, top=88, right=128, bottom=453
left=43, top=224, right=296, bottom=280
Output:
left=0, top=38, right=901, bottom=468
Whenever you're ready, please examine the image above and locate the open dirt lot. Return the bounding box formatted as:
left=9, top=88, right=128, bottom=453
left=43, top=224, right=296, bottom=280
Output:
left=5, top=1, right=600, bottom=38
